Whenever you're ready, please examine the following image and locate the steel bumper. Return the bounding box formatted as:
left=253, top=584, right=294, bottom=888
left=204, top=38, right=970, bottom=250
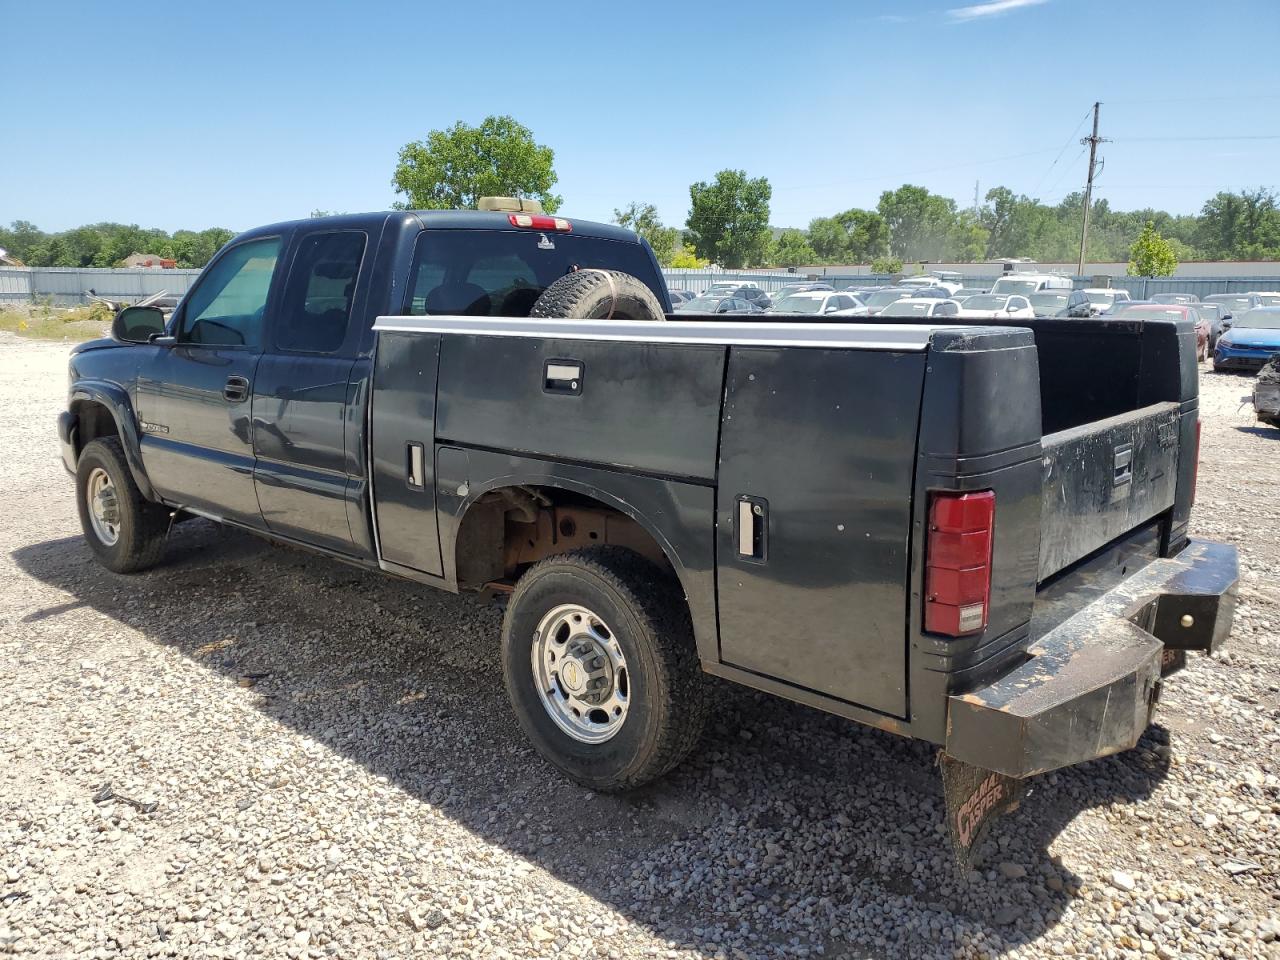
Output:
left=945, top=538, right=1238, bottom=779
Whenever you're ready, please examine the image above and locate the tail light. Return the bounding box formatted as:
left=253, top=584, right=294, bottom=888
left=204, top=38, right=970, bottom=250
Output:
left=508, top=214, right=572, bottom=232
left=1190, top=419, right=1201, bottom=507
left=925, top=490, right=995, bottom=636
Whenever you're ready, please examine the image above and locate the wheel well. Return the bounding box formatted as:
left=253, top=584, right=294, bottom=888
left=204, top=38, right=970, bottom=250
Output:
left=72, top=401, right=119, bottom=455
left=453, top=485, right=674, bottom=591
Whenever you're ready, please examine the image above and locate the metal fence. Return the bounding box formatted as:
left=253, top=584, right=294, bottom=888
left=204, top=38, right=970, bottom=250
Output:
left=0, top=267, right=202, bottom=306
left=4, top=265, right=1278, bottom=309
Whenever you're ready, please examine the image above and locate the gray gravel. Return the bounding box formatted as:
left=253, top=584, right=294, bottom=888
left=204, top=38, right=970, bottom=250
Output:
left=1, top=332, right=1277, bottom=959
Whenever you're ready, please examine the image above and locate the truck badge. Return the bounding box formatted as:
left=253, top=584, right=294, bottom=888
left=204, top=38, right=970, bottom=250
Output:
left=139, top=420, right=169, bottom=435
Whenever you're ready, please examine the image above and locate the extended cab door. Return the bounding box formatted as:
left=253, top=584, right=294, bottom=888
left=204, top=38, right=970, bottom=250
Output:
left=715, top=346, right=926, bottom=718
left=136, top=235, right=284, bottom=526
left=251, top=229, right=371, bottom=556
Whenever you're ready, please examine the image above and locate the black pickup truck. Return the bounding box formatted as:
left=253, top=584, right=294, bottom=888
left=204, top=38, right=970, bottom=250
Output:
left=59, top=204, right=1238, bottom=859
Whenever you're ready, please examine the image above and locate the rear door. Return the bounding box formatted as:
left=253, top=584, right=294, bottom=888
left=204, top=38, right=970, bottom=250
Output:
left=715, top=346, right=926, bottom=717
left=137, top=235, right=284, bottom=525
left=252, top=229, right=370, bottom=556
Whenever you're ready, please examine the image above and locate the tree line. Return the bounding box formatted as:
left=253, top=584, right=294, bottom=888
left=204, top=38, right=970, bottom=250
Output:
left=0, top=221, right=235, bottom=270
left=7, top=115, right=1278, bottom=274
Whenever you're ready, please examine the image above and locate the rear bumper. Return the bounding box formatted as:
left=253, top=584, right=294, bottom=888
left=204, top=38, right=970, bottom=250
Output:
left=945, top=538, right=1238, bottom=779
left=57, top=410, right=77, bottom=475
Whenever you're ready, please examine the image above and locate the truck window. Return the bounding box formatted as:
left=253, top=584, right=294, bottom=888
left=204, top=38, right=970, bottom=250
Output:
left=405, top=229, right=664, bottom=317
left=276, top=231, right=367, bottom=354
left=180, top=236, right=281, bottom=347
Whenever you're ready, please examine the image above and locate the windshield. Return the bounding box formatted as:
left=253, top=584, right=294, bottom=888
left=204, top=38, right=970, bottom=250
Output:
left=1257, top=295, right=1280, bottom=306
left=1234, top=309, right=1280, bottom=330
left=407, top=229, right=665, bottom=316
left=990, top=278, right=1040, bottom=296
left=1029, top=293, right=1068, bottom=311
left=679, top=296, right=728, bottom=311
left=865, top=290, right=908, bottom=308
left=1196, top=304, right=1221, bottom=319
left=881, top=300, right=932, bottom=317
left=1111, top=306, right=1189, bottom=320
left=1208, top=296, right=1255, bottom=310
left=961, top=295, right=1008, bottom=310
left=1084, top=291, right=1117, bottom=305
left=771, top=295, right=825, bottom=314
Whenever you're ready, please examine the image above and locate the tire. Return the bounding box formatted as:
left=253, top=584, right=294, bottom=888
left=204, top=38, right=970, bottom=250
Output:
left=529, top=270, right=666, bottom=322
left=75, top=437, right=170, bottom=573
left=501, top=547, right=708, bottom=791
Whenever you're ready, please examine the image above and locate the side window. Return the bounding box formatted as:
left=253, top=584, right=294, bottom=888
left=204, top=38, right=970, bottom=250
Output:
left=937, top=302, right=958, bottom=317
left=181, top=236, right=281, bottom=347
left=276, top=231, right=367, bottom=354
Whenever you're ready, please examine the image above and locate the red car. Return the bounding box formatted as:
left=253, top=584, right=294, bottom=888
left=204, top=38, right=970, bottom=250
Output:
left=1109, top=302, right=1211, bottom=361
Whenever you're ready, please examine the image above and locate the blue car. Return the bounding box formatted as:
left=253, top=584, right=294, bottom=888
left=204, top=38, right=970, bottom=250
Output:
left=1213, top=307, right=1280, bottom=372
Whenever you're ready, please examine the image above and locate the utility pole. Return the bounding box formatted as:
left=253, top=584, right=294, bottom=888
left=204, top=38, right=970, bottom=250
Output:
left=973, top=180, right=980, bottom=214
left=1077, top=102, right=1110, bottom=277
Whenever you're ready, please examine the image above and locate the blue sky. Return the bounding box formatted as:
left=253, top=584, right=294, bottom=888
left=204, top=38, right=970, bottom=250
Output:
left=3, top=0, right=1279, bottom=233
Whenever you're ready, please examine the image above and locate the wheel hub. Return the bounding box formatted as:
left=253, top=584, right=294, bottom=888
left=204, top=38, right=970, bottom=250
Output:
left=531, top=603, right=630, bottom=744
left=85, top=467, right=120, bottom=547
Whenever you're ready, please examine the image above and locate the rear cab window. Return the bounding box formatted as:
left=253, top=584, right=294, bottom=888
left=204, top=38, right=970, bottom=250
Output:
left=405, top=229, right=665, bottom=316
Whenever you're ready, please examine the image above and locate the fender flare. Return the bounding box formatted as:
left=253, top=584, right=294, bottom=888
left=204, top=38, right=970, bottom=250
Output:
left=69, top=381, right=157, bottom=501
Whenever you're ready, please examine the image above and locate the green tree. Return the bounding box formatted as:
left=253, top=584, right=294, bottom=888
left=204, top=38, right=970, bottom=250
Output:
left=612, top=201, right=679, bottom=265
left=669, top=245, right=708, bottom=269
left=1127, top=221, right=1179, bottom=277
left=871, top=255, right=903, bottom=275
left=807, top=216, right=847, bottom=262
left=1198, top=188, right=1280, bottom=259
left=686, top=169, right=772, bottom=268
left=768, top=229, right=816, bottom=267
left=877, top=185, right=957, bottom=261
left=391, top=115, right=561, bottom=212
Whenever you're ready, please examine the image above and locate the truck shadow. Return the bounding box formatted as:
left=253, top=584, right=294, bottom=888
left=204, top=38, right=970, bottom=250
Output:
left=13, top=523, right=1174, bottom=960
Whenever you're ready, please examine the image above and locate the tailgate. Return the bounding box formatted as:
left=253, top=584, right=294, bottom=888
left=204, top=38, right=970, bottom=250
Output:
left=1038, top=401, right=1180, bottom=580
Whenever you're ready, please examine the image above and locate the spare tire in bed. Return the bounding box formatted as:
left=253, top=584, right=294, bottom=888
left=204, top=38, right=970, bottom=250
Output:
left=529, top=270, right=666, bottom=321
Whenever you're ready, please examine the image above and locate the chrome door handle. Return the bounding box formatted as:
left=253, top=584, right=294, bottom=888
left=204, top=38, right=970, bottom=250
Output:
left=736, top=496, right=767, bottom=561
left=224, top=376, right=249, bottom=402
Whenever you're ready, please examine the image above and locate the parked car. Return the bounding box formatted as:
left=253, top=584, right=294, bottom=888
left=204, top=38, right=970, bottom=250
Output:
left=908, top=286, right=956, bottom=300
left=706, top=280, right=756, bottom=296
left=1079, top=288, right=1132, bottom=315
left=58, top=203, right=1236, bottom=862
left=955, top=294, right=1035, bottom=320
left=768, top=291, right=868, bottom=317
left=1213, top=307, right=1280, bottom=372
left=668, top=289, right=696, bottom=306
left=1203, top=293, right=1262, bottom=319
left=702, top=284, right=772, bottom=311
left=675, top=294, right=765, bottom=315
left=1247, top=291, right=1280, bottom=307
left=1194, top=303, right=1226, bottom=349
left=952, top=287, right=989, bottom=302
left=862, top=288, right=919, bottom=316
left=773, top=282, right=833, bottom=302
left=988, top=273, right=1072, bottom=297
left=1029, top=293, right=1070, bottom=320
left=1151, top=293, right=1200, bottom=305
left=880, top=297, right=960, bottom=318
left=1111, top=303, right=1211, bottom=361
left=897, top=275, right=963, bottom=296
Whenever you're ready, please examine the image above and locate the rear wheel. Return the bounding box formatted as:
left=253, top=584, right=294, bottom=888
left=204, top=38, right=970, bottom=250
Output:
left=75, top=437, right=170, bottom=573
left=501, top=547, right=708, bottom=791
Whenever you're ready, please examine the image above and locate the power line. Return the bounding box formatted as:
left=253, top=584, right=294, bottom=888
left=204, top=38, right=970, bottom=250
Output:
left=1115, top=134, right=1280, bottom=142
left=1030, top=106, right=1095, bottom=197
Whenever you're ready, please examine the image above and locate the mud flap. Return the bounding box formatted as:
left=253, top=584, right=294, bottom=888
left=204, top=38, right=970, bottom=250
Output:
left=940, top=753, right=1028, bottom=870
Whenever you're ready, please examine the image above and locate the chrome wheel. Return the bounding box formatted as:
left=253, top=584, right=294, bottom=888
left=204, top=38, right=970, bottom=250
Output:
left=531, top=603, right=630, bottom=744
left=86, top=467, right=120, bottom=547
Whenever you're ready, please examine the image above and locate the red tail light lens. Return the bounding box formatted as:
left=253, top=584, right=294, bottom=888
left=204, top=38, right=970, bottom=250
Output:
left=1191, top=419, right=1201, bottom=507
left=508, top=214, right=572, bottom=232
left=925, top=490, right=995, bottom=636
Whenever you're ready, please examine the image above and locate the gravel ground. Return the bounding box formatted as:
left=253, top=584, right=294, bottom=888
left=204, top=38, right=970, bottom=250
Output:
left=0, top=333, right=1277, bottom=959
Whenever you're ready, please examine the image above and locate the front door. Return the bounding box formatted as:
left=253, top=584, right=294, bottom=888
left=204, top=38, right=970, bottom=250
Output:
left=136, top=235, right=284, bottom=526
left=252, top=229, right=369, bottom=556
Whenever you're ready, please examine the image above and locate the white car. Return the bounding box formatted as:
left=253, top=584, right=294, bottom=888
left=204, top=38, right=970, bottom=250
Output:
left=769, top=291, right=868, bottom=317
left=1248, top=290, right=1280, bottom=307
left=879, top=297, right=961, bottom=318
left=955, top=294, right=1035, bottom=320
left=1079, top=288, right=1132, bottom=315
left=706, top=280, right=759, bottom=296
left=989, top=273, right=1072, bottom=297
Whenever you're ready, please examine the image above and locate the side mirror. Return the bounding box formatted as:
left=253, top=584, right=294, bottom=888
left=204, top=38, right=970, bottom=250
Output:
left=111, top=305, right=167, bottom=344
left=1221, top=319, right=1233, bottom=330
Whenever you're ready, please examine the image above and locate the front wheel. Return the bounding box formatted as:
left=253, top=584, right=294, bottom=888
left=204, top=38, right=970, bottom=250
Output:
left=501, top=547, right=708, bottom=791
left=75, top=437, right=170, bottom=573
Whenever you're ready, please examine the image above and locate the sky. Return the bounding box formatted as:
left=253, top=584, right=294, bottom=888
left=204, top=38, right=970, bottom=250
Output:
left=2, top=0, right=1279, bottom=234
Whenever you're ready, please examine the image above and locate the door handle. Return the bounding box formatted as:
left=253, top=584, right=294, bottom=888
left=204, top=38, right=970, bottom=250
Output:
left=543, top=359, right=583, bottom=395
left=224, top=375, right=250, bottom=402
left=736, top=495, right=768, bottom=561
